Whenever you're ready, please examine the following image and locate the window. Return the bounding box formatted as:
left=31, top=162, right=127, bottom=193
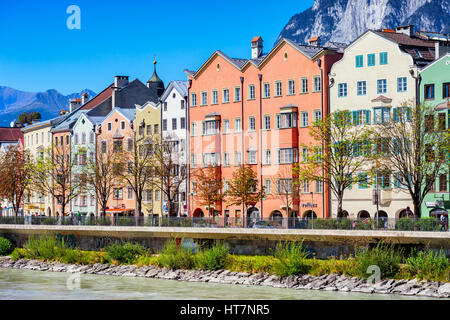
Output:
left=375, top=138, right=390, bottom=155
left=276, top=179, right=293, bottom=194
left=234, top=87, right=241, bottom=101
left=191, top=154, right=197, bottom=168
left=172, top=118, right=177, bottom=130
left=376, top=172, right=391, bottom=189
left=425, top=115, right=434, bottom=133
left=212, top=90, right=218, bottom=104
left=155, top=190, right=160, bottom=201
left=248, top=150, right=257, bottom=164
left=397, top=77, right=407, bottom=92
left=264, top=150, right=271, bottom=164
left=248, top=84, right=255, bottom=100
left=163, top=102, right=167, bottom=111
left=181, top=100, right=185, bottom=109
left=277, top=148, right=298, bottom=164
left=222, top=119, right=229, bottom=134
left=301, top=180, right=309, bottom=193
left=315, top=180, right=323, bottom=193
left=313, top=76, right=321, bottom=92
left=301, top=78, right=308, bottom=93
left=127, top=186, right=133, bottom=200
left=379, top=52, right=388, bottom=65
left=234, top=118, right=241, bottom=133
left=393, top=107, right=411, bottom=123
left=276, top=112, right=297, bottom=129
left=113, top=188, right=123, bottom=200
left=263, top=115, right=270, bottom=130
left=358, top=173, right=368, bottom=189
left=191, top=93, right=197, bottom=106
left=144, top=190, right=152, bottom=202
left=249, top=116, right=256, bottom=131
left=139, top=125, right=144, bottom=136
left=223, top=152, right=230, bottom=166
left=263, top=83, right=270, bottom=98
left=202, top=153, right=219, bottom=167
left=275, top=81, right=282, bottom=96
left=201, top=92, right=207, bottom=105
left=313, top=110, right=322, bottom=124
left=338, top=83, right=347, bottom=97
left=356, top=55, right=363, bottom=67
left=180, top=117, right=186, bottom=129
left=162, top=119, right=167, bottom=131
left=301, top=147, right=308, bottom=162
left=288, top=80, right=295, bottom=95
left=113, top=140, right=122, bottom=153
left=425, top=144, right=434, bottom=161
left=127, top=138, right=133, bottom=152
left=91, top=195, right=95, bottom=206
left=107, top=122, right=112, bottom=131
left=377, top=79, right=387, bottom=94
left=223, top=88, right=229, bottom=103
left=202, top=120, right=219, bottom=135
left=154, top=124, right=159, bottom=134
left=439, top=174, right=448, bottom=192
left=74, top=134, right=79, bottom=144
left=264, top=179, right=271, bottom=195
left=234, top=151, right=242, bottom=166
left=373, top=107, right=390, bottom=124
left=101, top=141, right=107, bottom=154
left=121, top=121, right=125, bottom=130
left=367, top=53, right=375, bottom=66
left=357, top=81, right=367, bottom=95
left=443, top=82, right=450, bottom=99
left=424, top=84, right=434, bottom=100
left=352, top=110, right=370, bottom=125
left=438, top=113, right=446, bottom=131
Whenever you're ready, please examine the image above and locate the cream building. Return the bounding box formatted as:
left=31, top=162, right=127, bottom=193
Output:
left=328, top=26, right=439, bottom=220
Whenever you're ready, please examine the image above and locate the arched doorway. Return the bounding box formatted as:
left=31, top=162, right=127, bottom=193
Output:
left=337, top=210, right=349, bottom=218
left=247, top=207, right=260, bottom=228
left=374, top=210, right=388, bottom=228
left=303, top=210, right=317, bottom=219
left=288, top=210, right=298, bottom=228
left=193, top=208, right=204, bottom=218
left=270, top=210, right=283, bottom=226
left=358, top=210, right=370, bottom=219
left=398, top=209, right=413, bottom=219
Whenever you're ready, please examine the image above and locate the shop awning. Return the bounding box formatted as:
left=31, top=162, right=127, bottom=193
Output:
left=430, top=208, right=448, bottom=216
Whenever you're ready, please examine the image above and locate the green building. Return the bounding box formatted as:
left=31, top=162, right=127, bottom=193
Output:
left=419, top=53, right=450, bottom=218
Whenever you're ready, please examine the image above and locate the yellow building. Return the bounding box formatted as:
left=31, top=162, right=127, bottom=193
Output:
left=21, top=119, right=56, bottom=216
left=135, top=101, right=162, bottom=220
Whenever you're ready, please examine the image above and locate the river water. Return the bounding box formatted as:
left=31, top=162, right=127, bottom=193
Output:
left=0, top=268, right=440, bottom=300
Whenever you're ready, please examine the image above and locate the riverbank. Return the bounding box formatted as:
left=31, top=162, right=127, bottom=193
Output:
left=1, top=256, right=449, bottom=298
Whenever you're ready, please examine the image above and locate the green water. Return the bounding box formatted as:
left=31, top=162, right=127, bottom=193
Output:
left=0, top=268, right=440, bottom=300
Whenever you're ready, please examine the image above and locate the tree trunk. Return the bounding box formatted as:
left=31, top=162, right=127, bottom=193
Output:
left=337, top=194, right=343, bottom=218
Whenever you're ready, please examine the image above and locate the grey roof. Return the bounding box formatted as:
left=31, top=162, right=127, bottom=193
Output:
left=51, top=109, right=88, bottom=132
left=172, top=80, right=188, bottom=96
left=324, top=41, right=348, bottom=53
left=284, top=39, right=324, bottom=58
left=114, top=79, right=159, bottom=108
left=184, top=69, right=196, bottom=77
left=115, top=107, right=136, bottom=121
left=86, top=115, right=106, bottom=125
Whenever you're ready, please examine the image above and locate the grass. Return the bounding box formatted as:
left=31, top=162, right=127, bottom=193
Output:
left=354, top=242, right=404, bottom=279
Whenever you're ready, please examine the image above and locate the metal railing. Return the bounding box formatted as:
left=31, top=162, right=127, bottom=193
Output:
left=0, top=215, right=448, bottom=232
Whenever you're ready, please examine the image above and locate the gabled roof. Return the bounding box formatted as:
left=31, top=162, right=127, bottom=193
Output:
left=419, top=53, right=450, bottom=72
left=100, top=107, right=136, bottom=126
left=371, top=95, right=392, bottom=103
left=0, top=127, right=23, bottom=142
left=160, top=80, right=188, bottom=101
left=81, top=84, right=114, bottom=110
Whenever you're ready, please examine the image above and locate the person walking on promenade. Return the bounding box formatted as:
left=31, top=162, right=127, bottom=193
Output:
left=440, top=214, right=447, bottom=231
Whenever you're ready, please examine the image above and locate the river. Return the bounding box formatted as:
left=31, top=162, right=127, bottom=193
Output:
left=0, top=268, right=442, bottom=300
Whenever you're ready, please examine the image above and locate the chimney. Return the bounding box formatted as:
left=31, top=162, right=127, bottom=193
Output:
left=81, top=92, right=89, bottom=105
left=435, top=42, right=450, bottom=60
left=308, top=36, right=321, bottom=47
left=69, top=99, right=81, bottom=113
left=396, top=25, right=414, bottom=37
left=114, top=75, right=129, bottom=89
left=251, top=36, right=263, bottom=59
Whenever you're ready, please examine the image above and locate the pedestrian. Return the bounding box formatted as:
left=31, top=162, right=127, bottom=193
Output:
left=440, top=214, right=447, bottom=231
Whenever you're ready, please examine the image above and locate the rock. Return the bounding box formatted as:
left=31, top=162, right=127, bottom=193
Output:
left=417, top=288, right=439, bottom=297
left=438, top=283, right=450, bottom=298
left=351, top=285, right=375, bottom=294
left=323, top=286, right=338, bottom=291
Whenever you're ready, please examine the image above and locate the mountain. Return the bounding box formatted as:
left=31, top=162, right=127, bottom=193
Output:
left=276, top=0, right=450, bottom=46
left=0, top=87, right=97, bottom=127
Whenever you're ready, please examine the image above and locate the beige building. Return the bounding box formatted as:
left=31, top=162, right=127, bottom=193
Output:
left=328, top=26, right=438, bottom=220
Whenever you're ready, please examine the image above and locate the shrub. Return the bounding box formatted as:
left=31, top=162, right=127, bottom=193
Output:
left=24, top=236, right=66, bottom=260
left=416, top=218, right=439, bottom=231
left=105, top=242, right=148, bottom=264
left=337, top=219, right=352, bottom=230
left=397, top=218, right=414, bottom=231
left=196, top=243, right=230, bottom=270
left=0, top=237, right=14, bottom=256
left=271, top=241, right=311, bottom=276
left=0, top=217, right=24, bottom=224
left=309, top=219, right=337, bottom=230
left=156, top=240, right=196, bottom=270
left=354, top=242, right=404, bottom=279
left=354, top=219, right=374, bottom=230
left=43, top=217, right=58, bottom=225
left=404, top=249, right=449, bottom=281
left=116, top=217, right=134, bottom=226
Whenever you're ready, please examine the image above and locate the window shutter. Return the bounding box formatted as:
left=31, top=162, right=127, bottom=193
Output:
left=394, top=173, right=400, bottom=188
left=406, top=107, right=412, bottom=122
left=352, top=111, right=358, bottom=125
left=365, top=110, right=370, bottom=124
left=278, top=150, right=282, bottom=164
left=393, top=108, right=398, bottom=122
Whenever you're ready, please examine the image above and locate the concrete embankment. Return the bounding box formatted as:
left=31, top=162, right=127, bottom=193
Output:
left=0, top=256, right=449, bottom=298
left=1, top=225, right=449, bottom=258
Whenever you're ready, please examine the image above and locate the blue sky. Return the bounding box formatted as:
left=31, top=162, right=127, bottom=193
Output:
left=0, top=0, right=313, bottom=95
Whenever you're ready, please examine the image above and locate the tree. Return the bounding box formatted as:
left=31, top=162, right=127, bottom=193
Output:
left=17, top=111, right=41, bottom=124
left=271, top=165, right=299, bottom=219
left=296, top=111, right=374, bottom=218
left=32, top=144, right=84, bottom=216
left=152, top=139, right=188, bottom=217
left=372, top=102, right=450, bottom=218
left=226, top=164, right=265, bottom=227
left=0, top=146, right=34, bottom=216
left=192, top=165, right=224, bottom=218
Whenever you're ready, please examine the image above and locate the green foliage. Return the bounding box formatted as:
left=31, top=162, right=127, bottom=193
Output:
left=0, top=217, right=24, bottom=224
left=24, top=236, right=66, bottom=260
left=271, top=241, right=311, bottom=276
left=309, top=219, right=337, bottom=229
left=17, top=111, right=41, bottom=124
left=156, top=240, right=196, bottom=270
left=105, top=242, right=149, bottom=264
left=355, top=242, right=404, bottom=279
left=0, top=237, right=14, bottom=256
left=354, top=219, right=374, bottom=230
left=337, top=219, right=352, bottom=230
left=116, top=217, right=134, bottom=226
left=42, top=217, right=58, bottom=225
left=397, top=218, right=414, bottom=231
left=416, top=218, right=439, bottom=231
left=196, top=243, right=230, bottom=270
left=404, top=249, right=449, bottom=281
left=226, top=255, right=275, bottom=274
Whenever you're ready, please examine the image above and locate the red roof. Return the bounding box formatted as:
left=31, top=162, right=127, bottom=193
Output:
left=381, top=29, right=395, bottom=33
left=81, top=83, right=115, bottom=110
left=309, top=36, right=320, bottom=42
left=0, top=127, right=23, bottom=142
left=251, top=36, right=262, bottom=42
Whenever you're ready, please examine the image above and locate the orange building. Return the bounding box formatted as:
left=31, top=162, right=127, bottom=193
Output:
left=186, top=36, right=343, bottom=225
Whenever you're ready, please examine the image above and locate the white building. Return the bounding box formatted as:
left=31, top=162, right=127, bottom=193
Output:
left=161, top=81, right=189, bottom=216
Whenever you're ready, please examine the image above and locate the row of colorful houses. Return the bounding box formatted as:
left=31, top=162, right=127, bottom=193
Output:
left=12, top=24, right=450, bottom=221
